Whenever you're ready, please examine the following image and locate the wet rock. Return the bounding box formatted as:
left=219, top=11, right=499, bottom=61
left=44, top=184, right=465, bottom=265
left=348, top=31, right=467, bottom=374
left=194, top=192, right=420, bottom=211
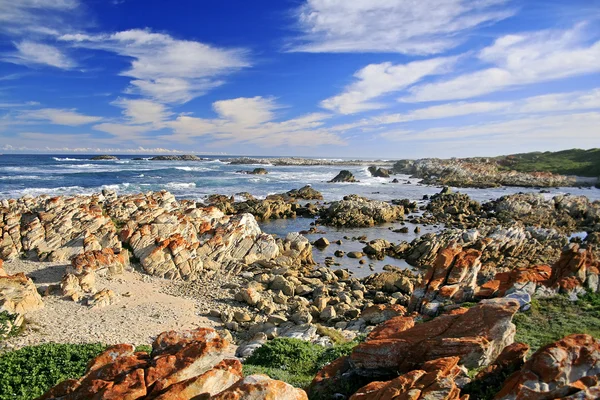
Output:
left=367, top=166, right=392, bottom=178
left=348, top=251, right=364, bottom=259
left=314, top=237, right=330, bottom=248
left=329, top=170, right=358, bottom=183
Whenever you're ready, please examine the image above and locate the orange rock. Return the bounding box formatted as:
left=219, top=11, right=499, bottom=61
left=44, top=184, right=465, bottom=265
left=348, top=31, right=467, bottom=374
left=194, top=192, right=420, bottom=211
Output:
left=70, top=248, right=129, bottom=276
left=349, top=357, right=467, bottom=400
left=477, top=265, right=552, bottom=298
left=495, top=334, right=600, bottom=399
left=37, top=327, right=249, bottom=400
left=351, top=298, right=519, bottom=372
left=366, top=316, right=415, bottom=341
left=151, top=359, right=243, bottom=400
left=211, top=374, right=308, bottom=400
left=548, top=243, right=599, bottom=292
left=310, top=298, right=519, bottom=399
left=409, top=242, right=482, bottom=315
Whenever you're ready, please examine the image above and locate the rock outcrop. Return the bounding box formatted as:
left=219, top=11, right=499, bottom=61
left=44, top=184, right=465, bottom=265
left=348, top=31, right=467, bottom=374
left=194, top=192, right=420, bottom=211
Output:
left=495, top=334, right=600, bottom=399
left=367, top=166, right=391, bottom=178
left=319, top=195, right=404, bottom=227
left=394, top=158, right=576, bottom=188
left=38, top=327, right=308, bottom=400
left=90, top=155, right=118, bottom=160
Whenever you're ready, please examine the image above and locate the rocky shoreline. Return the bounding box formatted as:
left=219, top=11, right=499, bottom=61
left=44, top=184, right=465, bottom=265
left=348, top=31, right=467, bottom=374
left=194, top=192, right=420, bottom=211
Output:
left=1, top=187, right=600, bottom=399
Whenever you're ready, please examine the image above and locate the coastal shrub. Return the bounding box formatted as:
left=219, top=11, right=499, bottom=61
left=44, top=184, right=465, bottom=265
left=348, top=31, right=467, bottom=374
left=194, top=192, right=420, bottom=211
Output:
left=0, top=343, right=106, bottom=400
left=243, top=337, right=361, bottom=389
left=514, top=292, right=600, bottom=354
left=245, top=338, right=324, bottom=376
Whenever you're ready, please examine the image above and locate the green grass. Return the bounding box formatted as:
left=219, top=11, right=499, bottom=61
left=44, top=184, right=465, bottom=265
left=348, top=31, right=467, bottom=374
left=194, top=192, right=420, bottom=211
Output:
left=495, top=148, right=600, bottom=178
left=514, top=292, right=600, bottom=354
left=0, top=343, right=106, bottom=400
left=243, top=337, right=360, bottom=389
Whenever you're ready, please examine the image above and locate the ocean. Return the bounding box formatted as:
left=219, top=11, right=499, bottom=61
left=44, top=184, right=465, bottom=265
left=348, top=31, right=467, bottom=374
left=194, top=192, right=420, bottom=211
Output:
left=2, top=154, right=598, bottom=277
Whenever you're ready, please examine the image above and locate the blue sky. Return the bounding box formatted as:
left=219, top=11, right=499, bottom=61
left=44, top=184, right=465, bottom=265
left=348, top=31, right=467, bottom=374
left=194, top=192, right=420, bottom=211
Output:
left=0, top=0, right=599, bottom=157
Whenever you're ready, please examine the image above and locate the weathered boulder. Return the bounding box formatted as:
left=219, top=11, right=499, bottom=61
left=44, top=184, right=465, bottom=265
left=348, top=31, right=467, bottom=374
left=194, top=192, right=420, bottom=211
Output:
left=0, top=272, right=44, bottom=314
left=329, top=170, right=358, bottom=183
left=349, top=357, right=467, bottom=400
left=319, top=195, right=404, bottom=227
left=495, top=334, right=600, bottom=400
left=409, top=242, right=482, bottom=315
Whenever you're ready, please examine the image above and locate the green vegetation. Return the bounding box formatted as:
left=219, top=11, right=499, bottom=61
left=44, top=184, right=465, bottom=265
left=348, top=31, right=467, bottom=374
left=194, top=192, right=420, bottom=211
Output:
left=496, top=148, right=600, bottom=178
left=243, top=337, right=360, bottom=389
left=514, top=292, right=600, bottom=354
left=0, top=343, right=106, bottom=400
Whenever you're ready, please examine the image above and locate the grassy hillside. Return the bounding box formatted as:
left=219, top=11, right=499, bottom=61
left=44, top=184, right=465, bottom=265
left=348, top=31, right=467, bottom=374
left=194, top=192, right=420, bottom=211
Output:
left=496, top=148, right=600, bottom=177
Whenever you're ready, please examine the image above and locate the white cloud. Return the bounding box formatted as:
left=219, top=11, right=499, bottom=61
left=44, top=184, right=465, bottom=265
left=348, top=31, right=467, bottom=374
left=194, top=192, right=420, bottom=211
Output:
left=404, top=24, right=600, bottom=102
left=60, top=29, right=250, bottom=103
left=291, top=0, right=514, bottom=54
left=20, top=108, right=101, bottom=125
left=92, top=123, right=152, bottom=139
left=3, top=41, right=75, bottom=69
left=167, top=97, right=341, bottom=147
left=332, top=88, right=600, bottom=132
left=0, top=0, right=80, bottom=36
left=111, top=98, right=172, bottom=125
left=321, top=57, right=456, bottom=114
left=213, top=96, right=280, bottom=126
left=379, top=113, right=600, bottom=151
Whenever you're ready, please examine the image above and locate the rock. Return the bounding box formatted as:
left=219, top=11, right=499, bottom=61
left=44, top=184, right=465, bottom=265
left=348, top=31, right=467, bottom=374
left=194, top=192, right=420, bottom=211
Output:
left=270, top=276, right=295, bottom=296
left=394, top=158, right=576, bottom=188
left=463, top=342, right=529, bottom=398
left=349, top=357, right=466, bottom=400
left=150, top=155, right=204, bottom=161
left=314, top=237, right=330, bottom=248
left=367, top=166, right=392, bottom=178
left=495, top=334, right=600, bottom=399
left=69, top=248, right=129, bottom=276
left=329, top=170, right=358, bottom=183
left=87, top=288, right=118, bottom=308
left=0, top=272, right=44, bottom=314
left=211, top=374, right=308, bottom=399
left=319, top=195, right=404, bottom=227
left=237, top=168, right=268, bottom=175
left=409, top=242, right=482, bottom=315
left=90, top=155, right=118, bottom=160
left=239, top=288, right=261, bottom=306
left=361, top=304, right=406, bottom=325
left=284, top=185, right=323, bottom=200
left=354, top=298, right=519, bottom=372
left=348, top=251, right=364, bottom=259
